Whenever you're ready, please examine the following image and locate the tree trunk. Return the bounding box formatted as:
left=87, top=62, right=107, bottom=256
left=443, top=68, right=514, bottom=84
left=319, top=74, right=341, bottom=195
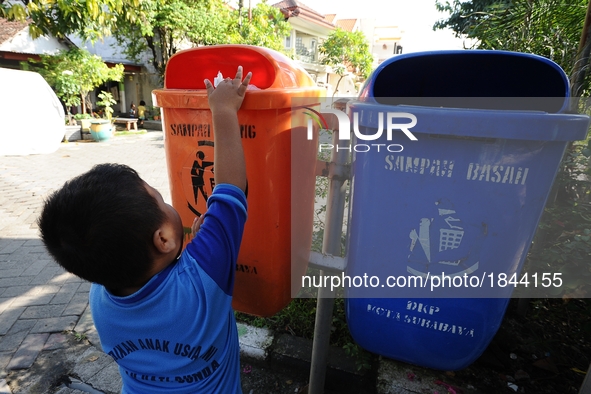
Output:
left=569, top=0, right=591, bottom=104
left=332, top=75, right=344, bottom=99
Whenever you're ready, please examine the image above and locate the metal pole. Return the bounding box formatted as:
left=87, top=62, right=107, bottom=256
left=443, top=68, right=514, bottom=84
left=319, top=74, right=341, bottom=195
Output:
left=308, top=284, right=335, bottom=394
left=580, top=361, right=591, bottom=394
left=308, top=99, right=350, bottom=394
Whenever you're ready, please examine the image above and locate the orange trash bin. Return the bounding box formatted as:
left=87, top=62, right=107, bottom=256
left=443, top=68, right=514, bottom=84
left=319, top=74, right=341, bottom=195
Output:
left=152, top=45, right=324, bottom=317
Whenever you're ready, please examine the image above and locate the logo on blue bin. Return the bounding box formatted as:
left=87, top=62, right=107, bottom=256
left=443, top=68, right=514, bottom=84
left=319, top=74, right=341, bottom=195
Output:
left=407, top=199, right=487, bottom=277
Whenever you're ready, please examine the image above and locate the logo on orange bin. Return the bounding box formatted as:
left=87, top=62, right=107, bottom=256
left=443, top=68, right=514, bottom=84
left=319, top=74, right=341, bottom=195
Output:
left=181, top=140, right=215, bottom=217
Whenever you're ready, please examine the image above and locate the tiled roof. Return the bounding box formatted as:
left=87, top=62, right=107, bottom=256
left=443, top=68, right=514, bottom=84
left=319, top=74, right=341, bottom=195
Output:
left=336, top=18, right=357, bottom=32
left=271, top=0, right=335, bottom=30
left=324, top=14, right=336, bottom=23
left=0, top=18, right=29, bottom=46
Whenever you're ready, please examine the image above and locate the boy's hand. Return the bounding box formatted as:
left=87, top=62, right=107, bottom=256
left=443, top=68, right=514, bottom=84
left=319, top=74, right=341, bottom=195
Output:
left=191, top=214, right=205, bottom=239
left=204, top=66, right=252, bottom=115
left=203, top=65, right=249, bottom=191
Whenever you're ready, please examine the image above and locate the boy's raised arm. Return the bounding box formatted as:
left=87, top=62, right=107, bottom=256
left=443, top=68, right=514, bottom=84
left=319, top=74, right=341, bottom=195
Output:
left=204, top=66, right=252, bottom=192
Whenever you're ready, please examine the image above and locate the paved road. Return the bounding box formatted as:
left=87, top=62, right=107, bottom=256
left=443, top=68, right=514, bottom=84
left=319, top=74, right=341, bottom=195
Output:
left=0, top=131, right=171, bottom=391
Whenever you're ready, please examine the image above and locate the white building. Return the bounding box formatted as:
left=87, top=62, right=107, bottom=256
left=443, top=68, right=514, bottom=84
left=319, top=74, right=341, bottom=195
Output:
left=273, top=0, right=367, bottom=97
left=0, top=19, right=70, bottom=67
left=68, top=34, right=160, bottom=115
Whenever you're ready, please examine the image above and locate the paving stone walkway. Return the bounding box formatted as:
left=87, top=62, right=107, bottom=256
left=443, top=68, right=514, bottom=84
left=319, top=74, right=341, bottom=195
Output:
left=0, top=132, right=170, bottom=390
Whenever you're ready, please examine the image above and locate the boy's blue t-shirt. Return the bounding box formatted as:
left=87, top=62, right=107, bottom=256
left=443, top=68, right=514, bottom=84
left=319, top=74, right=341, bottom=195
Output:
left=89, top=184, right=247, bottom=393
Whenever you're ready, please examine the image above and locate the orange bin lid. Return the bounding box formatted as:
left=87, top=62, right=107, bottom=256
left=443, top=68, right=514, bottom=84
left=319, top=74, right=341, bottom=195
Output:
left=153, top=45, right=324, bottom=110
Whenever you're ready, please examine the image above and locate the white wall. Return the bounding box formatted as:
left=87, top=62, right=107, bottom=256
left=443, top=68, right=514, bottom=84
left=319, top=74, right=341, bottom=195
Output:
left=0, top=27, right=68, bottom=54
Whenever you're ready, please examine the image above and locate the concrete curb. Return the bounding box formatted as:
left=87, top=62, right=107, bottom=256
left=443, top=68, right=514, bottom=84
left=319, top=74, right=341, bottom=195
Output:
left=142, top=120, right=163, bottom=131
left=236, top=323, right=373, bottom=393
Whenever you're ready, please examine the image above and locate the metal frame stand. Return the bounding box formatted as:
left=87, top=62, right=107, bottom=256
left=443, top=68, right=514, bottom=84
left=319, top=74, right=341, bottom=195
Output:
left=307, top=100, right=350, bottom=394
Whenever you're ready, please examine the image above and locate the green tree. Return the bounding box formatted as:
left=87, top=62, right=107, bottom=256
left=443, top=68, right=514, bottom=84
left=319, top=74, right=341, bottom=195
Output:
left=112, top=0, right=288, bottom=80
left=29, top=48, right=124, bottom=115
left=53, top=70, right=81, bottom=124
left=319, top=28, right=373, bottom=96
left=3, top=0, right=289, bottom=81
left=433, top=0, right=511, bottom=40
left=0, top=0, right=140, bottom=42
left=231, top=0, right=291, bottom=51
left=112, top=0, right=232, bottom=79
left=434, top=0, right=587, bottom=85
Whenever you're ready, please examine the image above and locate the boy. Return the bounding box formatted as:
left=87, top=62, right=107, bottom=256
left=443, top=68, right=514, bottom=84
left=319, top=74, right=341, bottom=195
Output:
left=138, top=100, right=147, bottom=127
left=38, top=66, right=252, bottom=393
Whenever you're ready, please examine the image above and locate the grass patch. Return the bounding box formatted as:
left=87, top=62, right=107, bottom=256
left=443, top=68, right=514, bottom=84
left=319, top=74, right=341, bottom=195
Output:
left=114, top=129, right=147, bottom=136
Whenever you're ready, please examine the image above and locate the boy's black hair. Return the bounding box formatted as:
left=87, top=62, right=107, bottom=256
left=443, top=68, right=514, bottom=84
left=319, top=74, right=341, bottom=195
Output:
left=38, top=163, right=165, bottom=290
left=139, top=100, right=146, bottom=106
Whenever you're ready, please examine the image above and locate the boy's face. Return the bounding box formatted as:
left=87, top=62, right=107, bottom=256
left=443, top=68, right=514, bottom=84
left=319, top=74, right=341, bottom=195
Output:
left=144, top=182, right=184, bottom=258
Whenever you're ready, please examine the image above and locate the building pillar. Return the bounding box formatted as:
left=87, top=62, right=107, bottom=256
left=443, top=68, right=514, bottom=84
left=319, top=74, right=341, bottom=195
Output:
left=119, top=81, right=126, bottom=114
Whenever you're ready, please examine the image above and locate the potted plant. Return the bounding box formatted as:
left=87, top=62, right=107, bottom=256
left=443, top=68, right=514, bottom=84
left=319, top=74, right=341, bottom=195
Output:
left=73, top=113, right=93, bottom=140
left=152, top=106, right=161, bottom=121
left=63, top=117, right=82, bottom=142
left=90, top=91, right=116, bottom=141
left=74, top=113, right=92, bottom=130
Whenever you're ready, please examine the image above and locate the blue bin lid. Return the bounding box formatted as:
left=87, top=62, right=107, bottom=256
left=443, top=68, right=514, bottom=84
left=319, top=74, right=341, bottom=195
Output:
left=359, top=50, right=570, bottom=113
left=351, top=50, right=589, bottom=141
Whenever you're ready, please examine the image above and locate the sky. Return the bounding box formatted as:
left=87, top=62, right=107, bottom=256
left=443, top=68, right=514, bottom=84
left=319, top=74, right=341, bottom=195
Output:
left=229, top=0, right=474, bottom=53
left=299, top=0, right=470, bottom=53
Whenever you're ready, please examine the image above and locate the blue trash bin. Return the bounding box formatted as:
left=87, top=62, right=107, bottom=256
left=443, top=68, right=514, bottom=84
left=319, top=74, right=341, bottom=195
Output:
left=344, top=50, right=590, bottom=370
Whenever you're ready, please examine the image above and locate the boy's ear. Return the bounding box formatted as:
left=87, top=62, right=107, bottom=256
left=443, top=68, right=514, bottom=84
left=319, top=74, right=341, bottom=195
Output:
left=152, top=227, right=177, bottom=254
